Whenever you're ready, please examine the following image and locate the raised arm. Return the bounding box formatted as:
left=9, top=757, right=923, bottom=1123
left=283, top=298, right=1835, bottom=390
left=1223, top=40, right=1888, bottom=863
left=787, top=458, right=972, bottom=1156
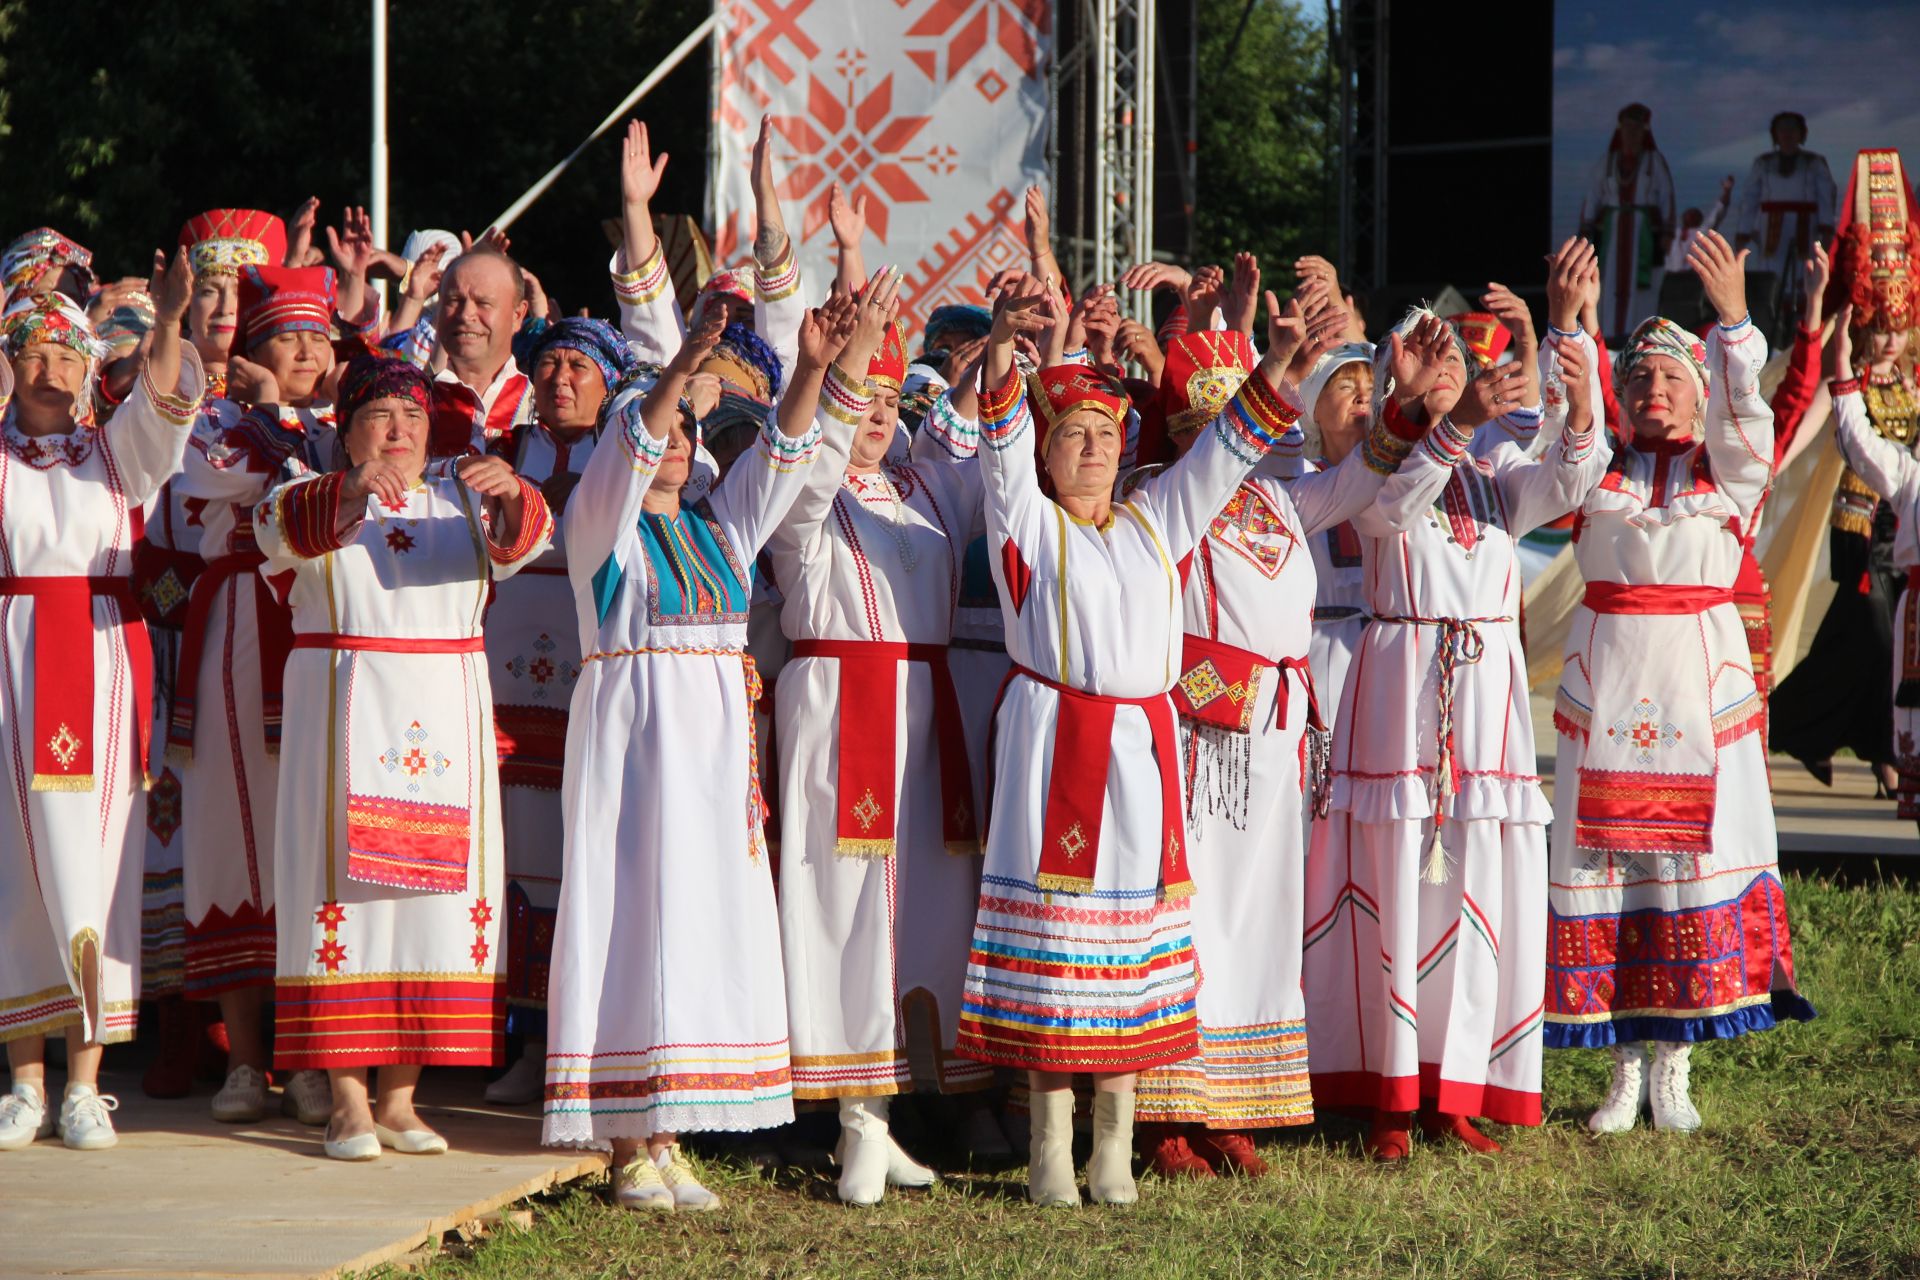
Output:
left=1468, top=281, right=1545, bottom=457
left=1351, top=313, right=1463, bottom=536
left=1691, top=229, right=1773, bottom=522
left=1826, top=306, right=1917, bottom=501
left=765, top=292, right=866, bottom=563
left=750, top=116, right=804, bottom=381
left=1772, top=241, right=1831, bottom=472
left=611, top=119, right=686, bottom=365
left=1492, top=332, right=1606, bottom=536
left=103, top=247, right=202, bottom=504
left=829, top=183, right=868, bottom=296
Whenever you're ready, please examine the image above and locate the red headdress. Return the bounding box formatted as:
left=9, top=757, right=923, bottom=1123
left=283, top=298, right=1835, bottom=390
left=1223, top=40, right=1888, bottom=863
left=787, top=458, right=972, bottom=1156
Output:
left=178, top=209, right=287, bottom=279
left=868, top=318, right=907, bottom=392
left=234, top=265, right=336, bottom=353
left=1156, top=330, right=1254, bottom=436
left=1445, top=312, right=1513, bottom=370
left=1030, top=363, right=1130, bottom=453
left=1825, top=148, right=1920, bottom=335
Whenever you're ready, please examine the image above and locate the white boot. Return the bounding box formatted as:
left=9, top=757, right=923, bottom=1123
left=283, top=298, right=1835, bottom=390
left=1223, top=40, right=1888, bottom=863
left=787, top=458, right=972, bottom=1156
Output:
left=886, top=1132, right=938, bottom=1189
left=1649, top=1042, right=1702, bottom=1133
left=835, top=1097, right=892, bottom=1206
left=1588, top=1042, right=1649, bottom=1134
left=1087, top=1091, right=1138, bottom=1205
left=1026, top=1088, right=1078, bottom=1207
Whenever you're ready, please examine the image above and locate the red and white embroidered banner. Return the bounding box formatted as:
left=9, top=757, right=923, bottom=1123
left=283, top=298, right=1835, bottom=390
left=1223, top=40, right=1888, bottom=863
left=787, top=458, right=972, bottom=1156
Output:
left=711, top=0, right=1052, bottom=338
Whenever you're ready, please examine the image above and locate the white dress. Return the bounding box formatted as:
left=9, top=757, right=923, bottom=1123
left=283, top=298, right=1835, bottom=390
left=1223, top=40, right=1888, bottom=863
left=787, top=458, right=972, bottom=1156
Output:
left=173, top=400, right=332, bottom=998
left=542, top=385, right=823, bottom=1147
left=767, top=373, right=988, bottom=1100
left=1847, top=386, right=1920, bottom=815
left=953, top=371, right=1298, bottom=1073
left=1732, top=150, right=1837, bottom=280
left=256, top=457, right=552, bottom=1070
left=484, top=422, right=598, bottom=1034
left=1303, top=342, right=1605, bottom=1125
left=1579, top=146, right=1676, bottom=340
left=0, top=352, right=202, bottom=1047
left=1546, top=320, right=1816, bottom=1046
left=1137, top=439, right=1391, bottom=1128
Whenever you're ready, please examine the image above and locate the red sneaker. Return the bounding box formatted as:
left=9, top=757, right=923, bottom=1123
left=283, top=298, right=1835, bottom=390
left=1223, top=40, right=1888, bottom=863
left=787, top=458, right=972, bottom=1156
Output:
left=1146, top=1132, right=1216, bottom=1179
left=1195, top=1130, right=1268, bottom=1177
left=1419, top=1111, right=1502, bottom=1154
left=140, top=997, right=197, bottom=1099
left=1364, top=1111, right=1412, bottom=1161
left=199, top=1015, right=231, bottom=1083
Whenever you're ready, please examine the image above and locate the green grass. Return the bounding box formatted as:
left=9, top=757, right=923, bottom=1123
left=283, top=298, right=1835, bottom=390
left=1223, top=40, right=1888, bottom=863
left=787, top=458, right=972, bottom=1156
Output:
left=406, top=874, right=1920, bottom=1280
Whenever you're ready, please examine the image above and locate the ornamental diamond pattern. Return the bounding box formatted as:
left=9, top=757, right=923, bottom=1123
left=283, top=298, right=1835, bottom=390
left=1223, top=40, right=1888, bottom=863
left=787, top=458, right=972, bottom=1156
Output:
left=1604, top=697, right=1681, bottom=765
left=380, top=720, right=450, bottom=793
left=715, top=0, right=1051, bottom=337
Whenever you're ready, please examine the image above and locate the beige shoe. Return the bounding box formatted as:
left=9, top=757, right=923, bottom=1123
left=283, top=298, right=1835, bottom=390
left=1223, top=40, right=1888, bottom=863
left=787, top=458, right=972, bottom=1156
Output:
left=613, top=1153, right=673, bottom=1211
left=211, top=1065, right=269, bottom=1124
left=1026, top=1088, right=1078, bottom=1207
left=374, top=1122, right=449, bottom=1154
left=1087, top=1091, right=1138, bottom=1204
left=654, top=1144, right=721, bottom=1211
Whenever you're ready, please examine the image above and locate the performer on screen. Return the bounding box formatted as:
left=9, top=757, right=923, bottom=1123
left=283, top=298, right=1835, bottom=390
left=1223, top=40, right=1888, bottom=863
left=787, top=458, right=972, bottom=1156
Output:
left=1579, top=103, right=1675, bottom=346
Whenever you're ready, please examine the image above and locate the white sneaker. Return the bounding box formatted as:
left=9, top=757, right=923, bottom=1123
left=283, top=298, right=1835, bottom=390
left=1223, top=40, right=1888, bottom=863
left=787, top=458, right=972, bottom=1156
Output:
left=211, top=1065, right=270, bottom=1123
left=58, top=1085, right=119, bottom=1150
left=1649, top=1042, right=1702, bottom=1133
left=654, top=1144, right=721, bottom=1211
left=0, top=1082, right=53, bottom=1150
left=483, top=1050, right=544, bottom=1106
left=280, top=1070, right=332, bottom=1126
left=1588, top=1042, right=1649, bottom=1135
left=613, top=1153, right=674, bottom=1211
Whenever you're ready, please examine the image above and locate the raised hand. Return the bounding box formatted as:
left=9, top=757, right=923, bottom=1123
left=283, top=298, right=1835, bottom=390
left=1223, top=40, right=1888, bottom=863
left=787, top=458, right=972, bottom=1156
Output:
left=621, top=119, right=669, bottom=208
left=1686, top=229, right=1749, bottom=327
left=983, top=267, right=1030, bottom=304
left=224, top=355, right=283, bottom=406
left=285, top=197, right=319, bottom=268
left=1554, top=332, right=1593, bottom=429
left=1082, top=293, right=1122, bottom=364
left=1262, top=290, right=1309, bottom=372
left=839, top=266, right=902, bottom=373
left=1451, top=362, right=1531, bottom=429
left=828, top=183, right=868, bottom=248
left=1186, top=264, right=1226, bottom=325
left=1224, top=253, right=1261, bottom=337
left=797, top=291, right=858, bottom=370
left=1824, top=304, right=1854, bottom=382
left=987, top=284, right=1053, bottom=387
left=750, top=114, right=790, bottom=264
left=1120, top=262, right=1193, bottom=295
left=325, top=206, right=379, bottom=279
left=405, top=242, right=450, bottom=302
left=1296, top=287, right=1348, bottom=371
left=146, top=248, right=192, bottom=328
left=1023, top=185, right=1051, bottom=262
left=341, top=459, right=411, bottom=509
left=1294, top=254, right=1341, bottom=297
left=671, top=305, right=729, bottom=375
left=1067, top=282, right=1115, bottom=356
left=1114, top=319, right=1165, bottom=383
left=1388, top=314, right=1453, bottom=408
left=1803, top=239, right=1832, bottom=332
left=942, top=334, right=989, bottom=383
left=522, top=270, right=553, bottom=323
left=1544, top=237, right=1597, bottom=333
left=1482, top=281, right=1540, bottom=406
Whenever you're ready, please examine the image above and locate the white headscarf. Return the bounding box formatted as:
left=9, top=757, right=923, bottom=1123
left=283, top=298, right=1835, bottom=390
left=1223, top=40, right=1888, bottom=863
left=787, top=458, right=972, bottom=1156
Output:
left=1296, top=341, right=1374, bottom=460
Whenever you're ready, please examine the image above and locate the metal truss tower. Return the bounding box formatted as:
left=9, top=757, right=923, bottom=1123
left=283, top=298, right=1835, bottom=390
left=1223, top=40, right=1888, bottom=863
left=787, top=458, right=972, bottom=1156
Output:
left=1338, top=0, right=1386, bottom=293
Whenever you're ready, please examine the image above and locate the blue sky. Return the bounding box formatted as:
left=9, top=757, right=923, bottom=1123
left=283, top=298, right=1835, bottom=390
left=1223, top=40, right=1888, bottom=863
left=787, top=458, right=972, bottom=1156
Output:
left=1553, top=1, right=1920, bottom=243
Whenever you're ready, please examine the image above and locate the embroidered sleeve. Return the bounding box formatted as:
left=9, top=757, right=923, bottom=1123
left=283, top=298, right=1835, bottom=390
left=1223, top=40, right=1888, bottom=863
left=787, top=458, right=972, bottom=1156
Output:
left=140, top=365, right=199, bottom=428
left=613, top=397, right=670, bottom=470
left=272, top=470, right=351, bottom=559
left=760, top=400, right=822, bottom=473
left=820, top=362, right=874, bottom=427
left=978, top=369, right=1029, bottom=451
left=611, top=240, right=672, bottom=306
left=1215, top=369, right=1301, bottom=465
left=1409, top=410, right=1473, bottom=469
left=917, top=389, right=982, bottom=462
left=755, top=238, right=802, bottom=303
left=487, top=476, right=554, bottom=568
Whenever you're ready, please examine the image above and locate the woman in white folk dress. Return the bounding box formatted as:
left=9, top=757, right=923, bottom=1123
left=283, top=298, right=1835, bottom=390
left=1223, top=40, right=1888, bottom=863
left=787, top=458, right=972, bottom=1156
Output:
left=1546, top=230, right=1815, bottom=1134
left=172, top=264, right=338, bottom=1126
left=0, top=256, right=202, bottom=1152
left=478, top=317, right=639, bottom=1107
left=541, top=302, right=824, bottom=1212
left=953, top=285, right=1306, bottom=1207
left=766, top=273, right=992, bottom=1204
left=1289, top=341, right=1377, bottom=721
left=1134, top=311, right=1402, bottom=1177
left=257, top=355, right=552, bottom=1162
left=1301, top=250, right=1607, bottom=1162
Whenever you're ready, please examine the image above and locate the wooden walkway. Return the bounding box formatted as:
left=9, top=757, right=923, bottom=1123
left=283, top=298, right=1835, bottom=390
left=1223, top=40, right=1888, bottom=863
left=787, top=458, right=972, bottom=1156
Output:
left=0, top=1067, right=604, bottom=1279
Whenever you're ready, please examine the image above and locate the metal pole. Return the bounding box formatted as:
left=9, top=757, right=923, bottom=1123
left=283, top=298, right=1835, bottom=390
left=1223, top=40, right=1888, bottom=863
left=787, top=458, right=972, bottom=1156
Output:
left=1092, top=0, right=1113, bottom=292
left=371, top=0, right=389, bottom=306
left=1134, top=0, right=1155, bottom=290
left=489, top=13, right=719, bottom=232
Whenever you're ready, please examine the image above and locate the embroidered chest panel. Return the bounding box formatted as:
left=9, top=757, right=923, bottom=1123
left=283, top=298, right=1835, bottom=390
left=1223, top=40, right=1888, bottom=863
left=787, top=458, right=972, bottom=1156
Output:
left=1208, top=482, right=1297, bottom=579
left=1598, top=443, right=1714, bottom=511
left=1432, top=461, right=1505, bottom=550
left=639, top=502, right=750, bottom=625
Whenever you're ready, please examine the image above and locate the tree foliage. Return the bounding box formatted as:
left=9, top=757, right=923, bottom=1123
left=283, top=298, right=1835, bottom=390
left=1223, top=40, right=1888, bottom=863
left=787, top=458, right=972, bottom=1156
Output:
left=1191, top=0, right=1336, bottom=274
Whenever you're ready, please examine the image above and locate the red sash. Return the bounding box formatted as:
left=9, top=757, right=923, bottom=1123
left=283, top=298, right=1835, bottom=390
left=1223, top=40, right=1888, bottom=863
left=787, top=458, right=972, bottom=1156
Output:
left=1582, top=582, right=1733, bottom=615
left=1011, top=665, right=1191, bottom=900
left=0, top=576, right=153, bottom=791
left=168, top=552, right=296, bottom=759
left=790, top=638, right=978, bottom=858
left=1172, top=634, right=1265, bottom=731
left=292, top=633, right=486, bottom=653
left=129, top=543, right=202, bottom=630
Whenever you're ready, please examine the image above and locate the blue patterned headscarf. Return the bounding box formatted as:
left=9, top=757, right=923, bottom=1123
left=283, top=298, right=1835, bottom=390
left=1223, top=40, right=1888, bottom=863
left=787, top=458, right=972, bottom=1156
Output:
left=707, top=321, right=783, bottom=401
left=922, top=303, right=992, bottom=355
left=531, top=316, right=640, bottom=397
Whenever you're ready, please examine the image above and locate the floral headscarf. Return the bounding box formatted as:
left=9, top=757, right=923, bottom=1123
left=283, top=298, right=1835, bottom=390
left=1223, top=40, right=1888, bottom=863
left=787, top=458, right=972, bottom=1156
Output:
left=1614, top=316, right=1708, bottom=402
